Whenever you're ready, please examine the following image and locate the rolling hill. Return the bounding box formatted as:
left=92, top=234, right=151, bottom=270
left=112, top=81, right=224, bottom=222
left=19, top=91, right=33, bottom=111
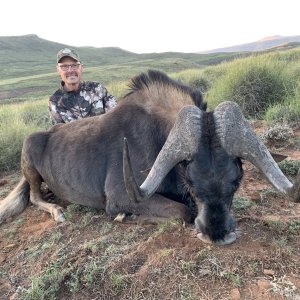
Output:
left=1, top=34, right=300, bottom=101
left=199, top=35, right=300, bottom=53
left=0, top=34, right=248, bottom=101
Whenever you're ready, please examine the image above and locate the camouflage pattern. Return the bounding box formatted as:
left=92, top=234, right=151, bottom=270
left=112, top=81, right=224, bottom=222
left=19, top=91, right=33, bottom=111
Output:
left=48, top=81, right=117, bottom=124
left=57, top=48, right=80, bottom=63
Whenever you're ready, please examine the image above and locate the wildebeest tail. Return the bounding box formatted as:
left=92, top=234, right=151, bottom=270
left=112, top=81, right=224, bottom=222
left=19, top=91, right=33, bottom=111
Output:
left=0, top=176, right=30, bottom=224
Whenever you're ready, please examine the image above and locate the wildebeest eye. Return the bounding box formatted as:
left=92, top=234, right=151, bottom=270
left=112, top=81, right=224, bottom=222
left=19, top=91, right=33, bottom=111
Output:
left=185, top=176, right=194, bottom=188
left=182, top=159, right=192, bottom=167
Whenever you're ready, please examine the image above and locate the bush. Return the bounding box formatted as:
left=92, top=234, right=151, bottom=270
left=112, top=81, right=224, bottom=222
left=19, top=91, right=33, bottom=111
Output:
left=206, top=54, right=297, bottom=117
left=262, top=124, right=294, bottom=146
left=278, top=159, right=300, bottom=176
left=265, top=83, right=300, bottom=125
left=189, top=77, right=210, bottom=93
left=172, top=67, right=226, bottom=96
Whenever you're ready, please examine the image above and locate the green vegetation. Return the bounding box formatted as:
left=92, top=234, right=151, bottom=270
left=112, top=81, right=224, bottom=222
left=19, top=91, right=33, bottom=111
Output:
left=232, top=195, right=255, bottom=210
left=206, top=52, right=300, bottom=118
left=265, top=88, right=300, bottom=125
left=0, top=35, right=246, bottom=102
left=18, top=209, right=146, bottom=300
left=0, top=36, right=300, bottom=174
left=262, top=123, right=294, bottom=146
left=0, top=98, right=51, bottom=171
left=278, top=159, right=300, bottom=176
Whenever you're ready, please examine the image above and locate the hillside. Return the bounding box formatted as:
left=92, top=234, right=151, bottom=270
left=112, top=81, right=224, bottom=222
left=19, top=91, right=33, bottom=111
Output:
left=0, top=34, right=252, bottom=101
left=199, top=35, right=300, bottom=53
left=1, top=34, right=300, bottom=102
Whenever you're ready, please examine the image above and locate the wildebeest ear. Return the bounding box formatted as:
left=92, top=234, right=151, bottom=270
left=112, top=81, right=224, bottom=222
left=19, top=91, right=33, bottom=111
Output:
left=269, top=151, right=288, bottom=162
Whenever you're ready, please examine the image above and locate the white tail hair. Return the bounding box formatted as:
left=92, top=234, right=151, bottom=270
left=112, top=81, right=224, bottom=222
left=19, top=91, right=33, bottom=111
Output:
left=0, top=176, right=30, bottom=224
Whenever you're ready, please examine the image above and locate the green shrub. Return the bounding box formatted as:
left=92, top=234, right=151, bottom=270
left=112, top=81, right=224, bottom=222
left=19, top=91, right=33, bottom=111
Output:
left=265, top=84, right=300, bottom=125
left=176, top=66, right=227, bottom=95
left=233, top=195, right=255, bottom=210
left=262, top=124, right=294, bottom=146
left=278, top=159, right=300, bottom=176
left=189, top=77, right=210, bottom=93
left=0, top=98, right=51, bottom=172
left=206, top=54, right=297, bottom=117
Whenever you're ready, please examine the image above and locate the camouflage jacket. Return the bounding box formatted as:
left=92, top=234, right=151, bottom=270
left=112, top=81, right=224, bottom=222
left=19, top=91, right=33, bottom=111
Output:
left=48, top=81, right=117, bottom=124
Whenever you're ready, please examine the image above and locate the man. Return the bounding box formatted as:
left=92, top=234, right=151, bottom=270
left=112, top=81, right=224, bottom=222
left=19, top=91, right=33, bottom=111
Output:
left=48, top=48, right=117, bottom=124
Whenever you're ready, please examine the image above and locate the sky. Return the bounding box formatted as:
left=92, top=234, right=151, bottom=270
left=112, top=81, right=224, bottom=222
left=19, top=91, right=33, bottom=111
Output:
left=1, top=0, right=299, bottom=54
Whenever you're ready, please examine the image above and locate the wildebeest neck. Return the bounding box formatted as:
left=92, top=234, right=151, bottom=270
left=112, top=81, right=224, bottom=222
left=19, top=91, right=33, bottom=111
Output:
left=123, top=70, right=206, bottom=119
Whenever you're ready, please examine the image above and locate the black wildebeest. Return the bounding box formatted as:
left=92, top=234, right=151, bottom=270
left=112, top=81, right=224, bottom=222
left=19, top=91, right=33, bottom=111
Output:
left=0, top=70, right=299, bottom=245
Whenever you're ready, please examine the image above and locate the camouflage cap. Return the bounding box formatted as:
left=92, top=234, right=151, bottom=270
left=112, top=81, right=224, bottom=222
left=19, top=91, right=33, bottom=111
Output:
left=57, top=48, right=80, bottom=63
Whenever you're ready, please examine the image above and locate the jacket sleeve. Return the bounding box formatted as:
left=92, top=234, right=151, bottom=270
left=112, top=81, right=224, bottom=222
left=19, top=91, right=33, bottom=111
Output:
left=48, top=96, right=65, bottom=124
left=103, top=89, right=117, bottom=112
left=94, top=84, right=117, bottom=113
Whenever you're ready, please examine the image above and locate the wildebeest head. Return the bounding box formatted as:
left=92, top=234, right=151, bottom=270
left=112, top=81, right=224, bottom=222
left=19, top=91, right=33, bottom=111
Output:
left=184, top=114, right=243, bottom=245
left=123, top=101, right=300, bottom=245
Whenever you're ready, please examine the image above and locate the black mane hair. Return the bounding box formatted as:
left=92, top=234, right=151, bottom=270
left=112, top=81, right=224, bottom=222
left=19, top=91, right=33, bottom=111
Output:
left=126, top=70, right=207, bottom=111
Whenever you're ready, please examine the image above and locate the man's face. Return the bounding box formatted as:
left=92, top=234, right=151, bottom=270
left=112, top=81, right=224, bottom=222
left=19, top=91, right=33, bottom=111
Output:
left=57, top=57, right=83, bottom=89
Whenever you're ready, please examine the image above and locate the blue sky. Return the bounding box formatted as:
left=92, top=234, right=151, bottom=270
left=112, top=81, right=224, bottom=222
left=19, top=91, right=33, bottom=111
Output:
left=1, top=0, right=299, bottom=53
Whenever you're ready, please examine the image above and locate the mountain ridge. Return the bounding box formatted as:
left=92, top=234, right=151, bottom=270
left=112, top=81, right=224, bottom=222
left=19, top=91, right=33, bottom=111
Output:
left=198, top=35, right=300, bottom=53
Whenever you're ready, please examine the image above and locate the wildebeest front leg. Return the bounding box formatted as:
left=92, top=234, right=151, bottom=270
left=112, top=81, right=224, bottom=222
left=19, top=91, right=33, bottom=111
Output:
left=23, top=167, right=65, bottom=222
left=114, top=194, right=192, bottom=225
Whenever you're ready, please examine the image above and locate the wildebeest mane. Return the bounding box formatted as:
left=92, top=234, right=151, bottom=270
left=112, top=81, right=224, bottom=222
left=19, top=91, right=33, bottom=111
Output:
left=125, top=70, right=207, bottom=111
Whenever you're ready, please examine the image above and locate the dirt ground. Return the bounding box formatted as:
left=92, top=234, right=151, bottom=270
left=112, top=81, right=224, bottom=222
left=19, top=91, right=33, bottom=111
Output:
left=0, top=122, right=299, bottom=300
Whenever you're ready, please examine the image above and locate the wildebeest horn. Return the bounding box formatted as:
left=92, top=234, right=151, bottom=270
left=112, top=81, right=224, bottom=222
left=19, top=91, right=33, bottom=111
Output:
left=213, top=101, right=300, bottom=202
left=123, top=105, right=203, bottom=202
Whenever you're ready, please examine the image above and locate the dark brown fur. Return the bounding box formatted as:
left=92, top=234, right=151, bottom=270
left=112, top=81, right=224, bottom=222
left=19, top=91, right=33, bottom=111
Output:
left=0, top=70, right=206, bottom=224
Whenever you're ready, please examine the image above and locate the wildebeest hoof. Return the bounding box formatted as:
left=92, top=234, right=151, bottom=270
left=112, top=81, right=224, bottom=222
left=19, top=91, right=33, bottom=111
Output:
left=114, top=213, right=126, bottom=222
left=51, top=206, right=66, bottom=222
left=197, top=232, right=237, bottom=245
left=55, top=213, right=66, bottom=223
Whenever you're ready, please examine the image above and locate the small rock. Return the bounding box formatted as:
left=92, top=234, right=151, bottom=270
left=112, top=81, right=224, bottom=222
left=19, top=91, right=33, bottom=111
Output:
left=263, top=269, right=275, bottom=276
left=257, top=279, right=272, bottom=291
left=0, top=254, right=6, bottom=263
left=0, top=179, right=8, bottom=186
left=230, top=288, right=241, bottom=300
left=9, top=293, right=18, bottom=300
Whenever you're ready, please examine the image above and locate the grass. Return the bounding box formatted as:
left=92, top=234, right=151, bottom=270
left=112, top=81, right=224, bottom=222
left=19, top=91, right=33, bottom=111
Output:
left=206, top=53, right=299, bottom=117
left=1, top=47, right=300, bottom=174
left=221, top=271, right=243, bottom=287
left=265, top=220, right=286, bottom=234
left=232, top=195, right=255, bottom=210
left=3, top=209, right=297, bottom=300
left=266, top=93, right=300, bottom=125
left=156, top=218, right=184, bottom=234
left=259, top=187, right=282, bottom=204
left=83, top=259, right=107, bottom=287
left=0, top=186, right=10, bottom=198
left=247, top=260, right=260, bottom=275
left=0, top=98, right=51, bottom=172
left=109, top=272, right=129, bottom=294
left=0, top=35, right=247, bottom=103
left=288, top=220, right=300, bottom=236
left=82, top=237, right=109, bottom=254
left=63, top=203, right=99, bottom=225
left=278, top=159, right=300, bottom=176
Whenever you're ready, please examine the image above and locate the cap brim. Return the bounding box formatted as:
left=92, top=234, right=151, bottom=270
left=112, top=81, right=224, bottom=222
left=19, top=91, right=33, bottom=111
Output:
left=57, top=54, right=79, bottom=63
